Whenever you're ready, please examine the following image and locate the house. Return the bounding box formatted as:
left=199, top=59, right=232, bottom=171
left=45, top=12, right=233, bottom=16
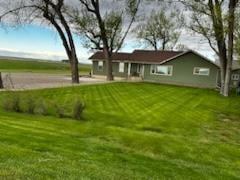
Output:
left=61, top=59, right=69, bottom=63
left=231, top=60, right=240, bottom=87
left=89, top=50, right=240, bottom=89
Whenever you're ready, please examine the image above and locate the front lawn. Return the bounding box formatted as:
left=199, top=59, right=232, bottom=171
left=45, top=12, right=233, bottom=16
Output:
left=0, top=82, right=239, bottom=179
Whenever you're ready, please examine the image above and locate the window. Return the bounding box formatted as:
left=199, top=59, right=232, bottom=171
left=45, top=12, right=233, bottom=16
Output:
left=119, top=62, right=125, bottom=73
left=98, top=61, right=103, bottom=71
left=151, top=65, right=156, bottom=74
left=232, top=74, right=240, bottom=81
left=150, top=65, right=173, bottom=76
left=193, top=67, right=210, bottom=76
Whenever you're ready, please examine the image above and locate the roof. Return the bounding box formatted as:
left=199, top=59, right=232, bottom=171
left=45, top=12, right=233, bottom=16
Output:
left=130, top=50, right=183, bottom=63
left=89, top=51, right=131, bottom=60
left=232, top=60, right=240, bottom=70
left=89, top=49, right=219, bottom=67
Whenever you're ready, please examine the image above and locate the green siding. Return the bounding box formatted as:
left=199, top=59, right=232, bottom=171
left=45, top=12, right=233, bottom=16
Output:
left=112, top=62, right=128, bottom=78
left=143, top=53, right=219, bottom=88
left=92, top=61, right=128, bottom=78
left=92, top=61, right=106, bottom=75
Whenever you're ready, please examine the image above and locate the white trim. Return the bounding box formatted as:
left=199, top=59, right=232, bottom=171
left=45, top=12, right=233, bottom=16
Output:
left=119, top=62, right=125, bottom=73
left=142, top=65, right=145, bottom=79
left=98, top=61, right=103, bottom=71
left=128, top=62, right=131, bottom=76
left=150, top=65, right=173, bottom=76
left=232, top=74, right=240, bottom=81
left=193, top=67, right=210, bottom=76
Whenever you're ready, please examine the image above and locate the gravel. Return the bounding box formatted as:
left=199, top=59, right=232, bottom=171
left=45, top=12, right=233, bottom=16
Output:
left=1, top=72, right=106, bottom=90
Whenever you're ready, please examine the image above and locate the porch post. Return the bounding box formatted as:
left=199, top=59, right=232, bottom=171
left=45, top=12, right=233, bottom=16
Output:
left=128, top=62, right=131, bottom=79
left=142, top=65, right=145, bottom=79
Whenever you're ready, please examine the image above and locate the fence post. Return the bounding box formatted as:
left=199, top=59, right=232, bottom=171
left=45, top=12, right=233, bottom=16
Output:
left=0, top=72, right=3, bottom=89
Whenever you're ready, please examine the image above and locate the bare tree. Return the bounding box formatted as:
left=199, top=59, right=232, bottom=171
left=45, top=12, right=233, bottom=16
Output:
left=0, top=0, right=80, bottom=83
left=234, top=11, right=240, bottom=58
left=175, top=44, right=189, bottom=51
left=182, top=0, right=239, bottom=96
left=73, top=0, right=141, bottom=81
left=134, top=6, right=184, bottom=51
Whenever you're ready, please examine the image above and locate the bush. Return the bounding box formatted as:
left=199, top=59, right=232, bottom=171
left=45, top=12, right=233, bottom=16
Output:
left=2, top=93, right=21, bottom=113
left=72, top=100, right=85, bottom=120
left=26, top=97, right=35, bottom=114
left=35, top=100, right=48, bottom=116
left=55, top=104, right=66, bottom=118
left=2, top=97, right=11, bottom=111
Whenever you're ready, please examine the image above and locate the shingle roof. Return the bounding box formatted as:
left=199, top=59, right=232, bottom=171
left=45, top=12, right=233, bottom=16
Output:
left=89, top=50, right=184, bottom=63
left=130, top=50, right=183, bottom=63
left=89, top=51, right=131, bottom=60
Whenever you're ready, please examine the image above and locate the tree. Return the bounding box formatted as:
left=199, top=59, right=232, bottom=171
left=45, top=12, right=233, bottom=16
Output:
left=134, top=6, right=184, bottom=51
left=174, top=44, right=189, bottom=51
left=73, top=0, right=141, bottom=81
left=234, top=11, right=240, bottom=58
left=182, top=0, right=239, bottom=96
left=0, top=0, right=80, bottom=83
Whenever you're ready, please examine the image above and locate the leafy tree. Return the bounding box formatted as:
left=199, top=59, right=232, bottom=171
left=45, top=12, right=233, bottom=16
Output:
left=134, top=6, right=184, bottom=50
left=73, top=0, right=141, bottom=81
left=0, top=0, right=80, bottom=83
left=182, top=0, right=239, bottom=96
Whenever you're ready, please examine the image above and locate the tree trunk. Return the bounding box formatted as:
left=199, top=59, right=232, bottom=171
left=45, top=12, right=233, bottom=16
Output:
left=104, top=48, right=114, bottom=81
left=70, top=54, right=79, bottom=84
left=222, top=0, right=237, bottom=97
left=43, top=12, right=80, bottom=84
left=219, top=54, right=226, bottom=95
left=106, top=59, right=113, bottom=81
left=223, top=63, right=232, bottom=96
left=220, top=66, right=225, bottom=94
left=162, top=37, right=166, bottom=50
left=0, top=72, right=4, bottom=89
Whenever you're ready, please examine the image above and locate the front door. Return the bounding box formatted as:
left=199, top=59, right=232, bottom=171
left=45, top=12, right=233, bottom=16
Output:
left=137, top=64, right=144, bottom=78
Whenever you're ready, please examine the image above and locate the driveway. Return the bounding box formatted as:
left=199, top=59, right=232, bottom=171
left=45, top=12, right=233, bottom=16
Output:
left=1, top=72, right=107, bottom=90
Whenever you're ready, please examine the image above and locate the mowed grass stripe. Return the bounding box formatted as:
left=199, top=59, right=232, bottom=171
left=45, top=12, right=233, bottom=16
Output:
left=0, top=82, right=239, bottom=179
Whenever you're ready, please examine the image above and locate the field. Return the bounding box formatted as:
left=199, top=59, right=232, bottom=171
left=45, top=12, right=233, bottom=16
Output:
left=0, top=82, right=239, bottom=179
left=0, top=59, right=91, bottom=74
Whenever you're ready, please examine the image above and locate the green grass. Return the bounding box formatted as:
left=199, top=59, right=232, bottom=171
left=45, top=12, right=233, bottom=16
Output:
left=0, top=82, right=239, bottom=179
left=0, top=59, right=91, bottom=74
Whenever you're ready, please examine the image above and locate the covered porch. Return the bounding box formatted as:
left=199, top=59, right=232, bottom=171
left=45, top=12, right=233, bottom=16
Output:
left=127, top=62, right=144, bottom=80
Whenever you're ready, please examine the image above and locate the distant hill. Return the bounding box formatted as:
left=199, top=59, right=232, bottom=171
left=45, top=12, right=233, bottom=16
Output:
left=0, top=56, right=91, bottom=74
left=0, top=55, right=55, bottom=62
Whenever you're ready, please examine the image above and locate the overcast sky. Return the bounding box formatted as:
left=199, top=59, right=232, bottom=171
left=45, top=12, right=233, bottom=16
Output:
left=0, top=0, right=216, bottom=63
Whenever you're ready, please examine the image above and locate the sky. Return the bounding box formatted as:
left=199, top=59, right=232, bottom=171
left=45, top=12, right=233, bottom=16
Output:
left=0, top=24, right=91, bottom=63
left=0, top=24, right=216, bottom=64
left=0, top=1, right=216, bottom=64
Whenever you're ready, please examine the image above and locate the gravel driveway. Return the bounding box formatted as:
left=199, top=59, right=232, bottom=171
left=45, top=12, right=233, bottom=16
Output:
left=1, top=72, right=106, bottom=90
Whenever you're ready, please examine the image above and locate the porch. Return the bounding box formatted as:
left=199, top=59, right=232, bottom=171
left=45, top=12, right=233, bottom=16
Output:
left=127, top=63, right=144, bottom=80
